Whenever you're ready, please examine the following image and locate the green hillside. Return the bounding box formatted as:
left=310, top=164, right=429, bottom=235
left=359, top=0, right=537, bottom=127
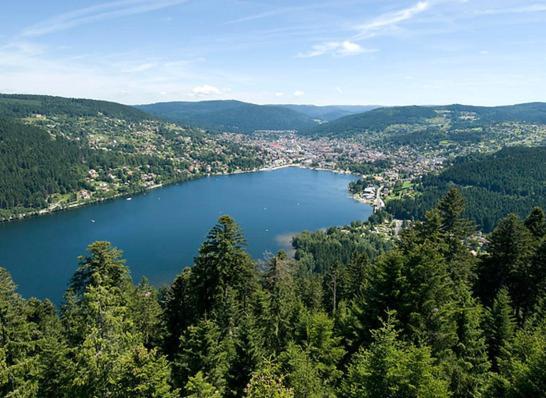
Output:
left=136, top=100, right=318, bottom=133
left=306, top=102, right=546, bottom=137
left=0, top=117, right=85, bottom=211
left=0, top=95, right=264, bottom=220
left=0, top=93, right=151, bottom=121
left=279, top=104, right=379, bottom=121
left=386, top=146, right=546, bottom=231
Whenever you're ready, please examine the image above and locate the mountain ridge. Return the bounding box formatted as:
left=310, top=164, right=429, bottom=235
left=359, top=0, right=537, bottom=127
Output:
left=304, top=102, right=546, bottom=136
left=135, top=100, right=317, bottom=133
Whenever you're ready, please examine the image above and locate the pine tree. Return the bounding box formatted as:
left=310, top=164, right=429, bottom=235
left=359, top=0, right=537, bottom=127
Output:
left=245, top=361, right=294, bottom=398
left=344, top=253, right=369, bottom=300
left=26, top=298, right=73, bottom=398
left=399, top=241, right=457, bottom=354
left=184, top=372, right=222, bottom=398
left=262, top=252, right=300, bottom=353
left=61, top=242, right=176, bottom=397
left=484, top=288, right=516, bottom=372
left=323, top=262, right=343, bottom=315
left=294, top=310, right=345, bottom=387
left=427, top=189, right=477, bottom=287
left=347, top=250, right=406, bottom=349
left=477, top=214, right=536, bottom=320
left=488, top=316, right=546, bottom=397
left=191, top=216, right=257, bottom=318
left=448, top=289, right=490, bottom=398
left=130, top=277, right=163, bottom=348
left=437, top=187, right=474, bottom=241
left=279, top=343, right=329, bottom=398
left=174, top=319, right=230, bottom=394
left=68, top=241, right=133, bottom=300
left=226, top=312, right=266, bottom=397
left=529, top=238, right=546, bottom=310
left=162, top=268, right=195, bottom=356
left=117, top=346, right=178, bottom=398
left=341, top=311, right=450, bottom=398
left=524, top=207, right=546, bottom=239
left=0, top=268, right=40, bottom=397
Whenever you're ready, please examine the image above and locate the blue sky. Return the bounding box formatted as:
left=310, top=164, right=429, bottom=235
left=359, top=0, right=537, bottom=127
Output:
left=0, top=0, right=545, bottom=105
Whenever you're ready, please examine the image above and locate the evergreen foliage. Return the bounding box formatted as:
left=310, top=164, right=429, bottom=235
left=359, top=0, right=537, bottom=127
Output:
left=387, top=146, right=546, bottom=231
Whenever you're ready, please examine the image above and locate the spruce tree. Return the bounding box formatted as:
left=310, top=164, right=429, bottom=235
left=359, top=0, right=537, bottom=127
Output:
left=26, top=298, right=73, bottom=398
left=530, top=238, right=546, bottom=310
left=0, top=268, right=39, bottom=397
left=294, top=310, right=345, bottom=388
left=484, top=288, right=516, bottom=371
left=341, top=312, right=450, bottom=398
left=279, top=343, right=329, bottom=398
left=184, top=372, right=222, bottom=398
left=191, top=216, right=257, bottom=318
left=477, top=214, right=535, bottom=320
left=448, top=289, right=490, bottom=398
left=61, top=242, right=176, bottom=397
left=130, top=277, right=163, bottom=348
left=262, top=252, right=300, bottom=353
left=524, top=207, right=546, bottom=239
left=488, top=316, right=546, bottom=397
left=226, top=311, right=266, bottom=397
left=174, top=319, right=230, bottom=394
left=245, top=362, right=294, bottom=397
left=162, top=268, right=195, bottom=356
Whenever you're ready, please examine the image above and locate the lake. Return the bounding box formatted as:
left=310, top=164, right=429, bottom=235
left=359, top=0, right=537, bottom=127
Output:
left=0, top=167, right=371, bottom=302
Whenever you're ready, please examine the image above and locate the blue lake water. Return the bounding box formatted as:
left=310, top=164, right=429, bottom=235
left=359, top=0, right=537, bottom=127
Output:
left=0, top=167, right=371, bottom=302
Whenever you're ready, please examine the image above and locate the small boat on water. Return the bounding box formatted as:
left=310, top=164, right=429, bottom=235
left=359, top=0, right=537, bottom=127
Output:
left=126, top=197, right=132, bottom=201
left=90, top=219, right=95, bottom=223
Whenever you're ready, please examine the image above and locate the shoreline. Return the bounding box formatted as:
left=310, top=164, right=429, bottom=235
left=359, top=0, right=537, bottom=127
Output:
left=0, top=163, right=369, bottom=224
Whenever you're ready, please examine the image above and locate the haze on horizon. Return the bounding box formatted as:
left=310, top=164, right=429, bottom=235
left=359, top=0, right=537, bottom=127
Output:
left=1, top=0, right=545, bottom=107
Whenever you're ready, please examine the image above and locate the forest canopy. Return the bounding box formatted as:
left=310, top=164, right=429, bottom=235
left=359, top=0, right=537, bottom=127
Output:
left=387, top=146, right=546, bottom=231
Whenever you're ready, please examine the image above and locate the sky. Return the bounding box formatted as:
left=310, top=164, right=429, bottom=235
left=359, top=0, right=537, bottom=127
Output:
left=0, top=0, right=545, bottom=106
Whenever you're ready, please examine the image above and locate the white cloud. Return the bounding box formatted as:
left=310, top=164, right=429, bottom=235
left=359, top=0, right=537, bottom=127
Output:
left=275, top=92, right=285, bottom=97
left=298, top=40, right=373, bottom=58
left=354, top=1, right=430, bottom=39
left=335, top=86, right=343, bottom=94
left=21, top=0, right=188, bottom=37
left=476, top=4, right=546, bottom=16
left=191, top=84, right=222, bottom=96
left=298, top=1, right=429, bottom=58
left=293, top=90, right=305, bottom=97
left=123, top=62, right=157, bottom=73
left=0, top=41, right=230, bottom=104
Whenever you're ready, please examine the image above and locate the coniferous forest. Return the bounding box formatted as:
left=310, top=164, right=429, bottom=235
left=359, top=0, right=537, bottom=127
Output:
left=386, top=146, right=546, bottom=232
left=1, top=189, right=544, bottom=397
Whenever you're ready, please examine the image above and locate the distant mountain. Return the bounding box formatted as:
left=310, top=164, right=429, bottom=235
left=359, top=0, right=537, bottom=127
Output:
left=305, top=102, right=546, bottom=136
left=279, top=104, right=380, bottom=122
left=0, top=93, right=150, bottom=121
left=135, top=100, right=318, bottom=133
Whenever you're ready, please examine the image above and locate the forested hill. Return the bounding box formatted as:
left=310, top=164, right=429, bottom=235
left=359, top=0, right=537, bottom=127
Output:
left=135, top=100, right=318, bottom=133
left=387, top=145, right=546, bottom=231
left=0, top=94, right=265, bottom=220
left=0, top=117, right=85, bottom=210
left=305, top=102, right=546, bottom=136
left=278, top=104, right=379, bottom=121
left=0, top=93, right=151, bottom=121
